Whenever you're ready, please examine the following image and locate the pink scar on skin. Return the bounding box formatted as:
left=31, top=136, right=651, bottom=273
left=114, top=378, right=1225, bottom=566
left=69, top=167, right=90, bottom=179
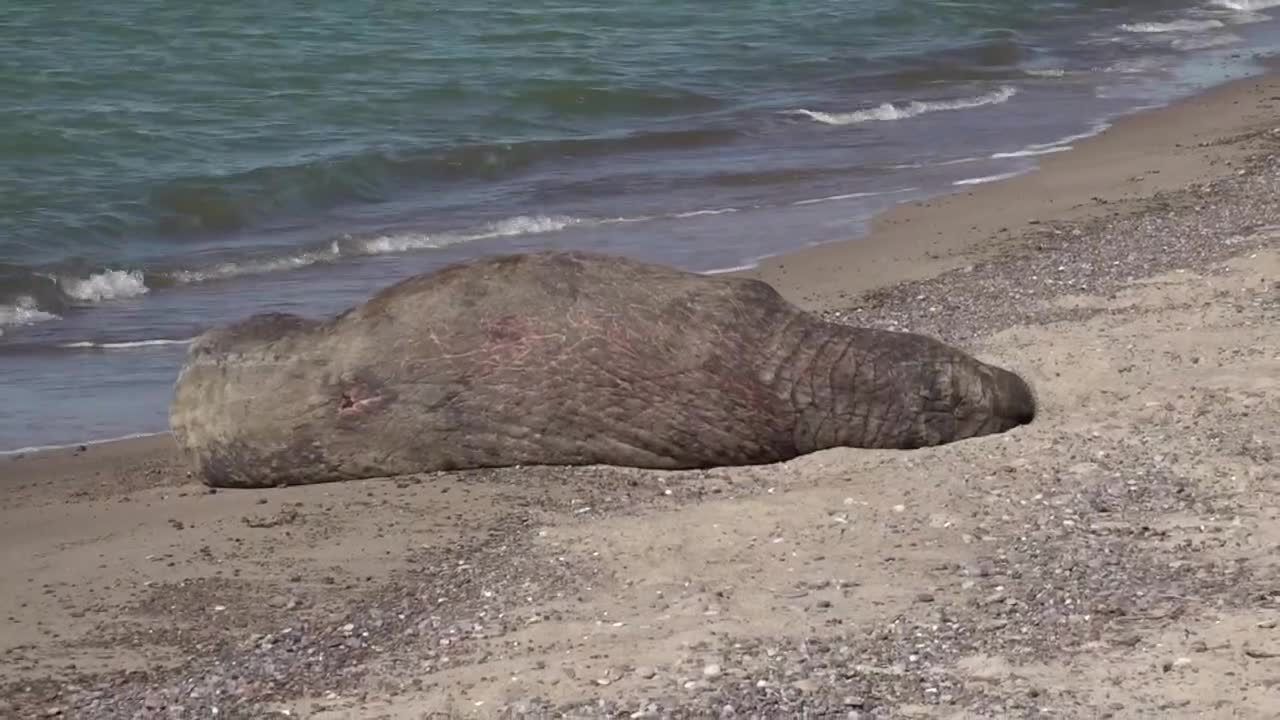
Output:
left=338, top=384, right=386, bottom=417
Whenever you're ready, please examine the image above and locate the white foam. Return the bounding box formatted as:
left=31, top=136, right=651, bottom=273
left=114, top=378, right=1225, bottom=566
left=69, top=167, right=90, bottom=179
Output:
left=171, top=242, right=341, bottom=283
left=952, top=169, right=1029, bottom=186
left=1025, top=68, right=1067, bottom=78
left=1041, top=122, right=1112, bottom=148
left=1004, top=122, right=1112, bottom=159
left=991, top=145, right=1074, bottom=159
left=0, top=295, right=60, bottom=334
left=61, top=338, right=194, bottom=350
left=791, top=187, right=918, bottom=206
left=787, top=86, right=1016, bottom=126
left=891, top=156, right=983, bottom=170
left=1224, top=10, right=1272, bottom=23
left=0, top=431, right=169, bottom=457
left=1104, top=57, right=1165, bottom=74
left=482, top=214, right=580, bottom=237
left=673, top=208, right=739, bottom=218
left=700, top=262, right=759, bottom=275
left=166, top=215, right=585, bottom=283
left=355, top=215, right=581, bottom=256
left=1210, top=0, right=1280, bottom=10
left=356, top=232, right=449, bottom=255
left=1120, top=19, right=1225, bottom=33
left=60, top=269, right=149, bottom=302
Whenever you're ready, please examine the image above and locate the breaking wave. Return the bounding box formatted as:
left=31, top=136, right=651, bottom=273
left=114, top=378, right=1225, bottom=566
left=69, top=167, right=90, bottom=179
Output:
left=59, top=269, right=150, bottom=302
left=0, top=296, right=60, bottom=335
left=349, top=215, right=582, bottom=255
left=786, top=86, right=1016, bottom=126
left=167, top=242, right=343, bottom=284
left=0, top=214, right=594, bottom=327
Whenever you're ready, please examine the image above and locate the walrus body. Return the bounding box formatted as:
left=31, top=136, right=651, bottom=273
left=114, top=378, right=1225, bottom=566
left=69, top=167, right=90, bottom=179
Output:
left=171, top=251, right=1034, bottom=488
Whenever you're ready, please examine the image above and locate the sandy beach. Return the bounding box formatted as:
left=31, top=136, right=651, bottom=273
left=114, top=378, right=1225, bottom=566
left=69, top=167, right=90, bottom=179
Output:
left=2, top=69, right=1278, bottom=719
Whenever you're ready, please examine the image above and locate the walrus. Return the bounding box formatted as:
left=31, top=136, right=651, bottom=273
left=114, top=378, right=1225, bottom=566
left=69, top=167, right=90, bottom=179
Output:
left=170, top=250, right=1034, bottom=488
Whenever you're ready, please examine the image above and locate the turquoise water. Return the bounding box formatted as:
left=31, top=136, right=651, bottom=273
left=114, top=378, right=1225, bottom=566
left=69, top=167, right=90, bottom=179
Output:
left=2, top=0, right=1279, bottom=449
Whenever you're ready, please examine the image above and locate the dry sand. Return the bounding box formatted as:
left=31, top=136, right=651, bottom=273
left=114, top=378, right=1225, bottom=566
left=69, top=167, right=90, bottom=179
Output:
left=2, top=73, right=1278, bottom=719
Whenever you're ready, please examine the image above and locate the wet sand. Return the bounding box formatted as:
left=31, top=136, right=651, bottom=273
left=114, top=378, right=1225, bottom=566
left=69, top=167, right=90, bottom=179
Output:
left=2, top=73, right=1278, bottom=719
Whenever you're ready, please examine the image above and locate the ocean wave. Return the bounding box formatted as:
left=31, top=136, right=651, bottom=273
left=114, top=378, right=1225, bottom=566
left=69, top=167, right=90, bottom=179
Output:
left=506, top=82, right=723, bottom=117
left=484, top=214, right=581, bottom=237
left=0, top=213, right=590, bottom=326
left=59, top=269, right=149, bottom=302
left=163, top=215, right=586, bottom=280
left=351, top=215, right=582, bottom=255
left=787, top=86, right=1016, bottom=126
left=1120, top=19, right=1225, bottom=33
left=351, top=232, right=448, bottom=255
left=168, top=242, right=342, bottom=284
left=0, top=196, right=900, bottom=331
left=138, top=128, right=740, bottom=239
left=877, top=34, right=1031, bottom=88
left=0, top=295, right=60, bottom=334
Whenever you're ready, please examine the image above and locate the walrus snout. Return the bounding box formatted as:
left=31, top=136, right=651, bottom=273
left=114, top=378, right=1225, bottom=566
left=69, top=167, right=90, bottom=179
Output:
left=985, top=365, right=1036, bottom=431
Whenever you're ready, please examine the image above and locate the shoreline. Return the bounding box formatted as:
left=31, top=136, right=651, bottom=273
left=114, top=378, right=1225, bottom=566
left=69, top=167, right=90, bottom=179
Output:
left=0, top=431, right=169, bottom=459
left=746, top=64, right=1280, bottom=308
left=2, top=68, right=1278, bottom=718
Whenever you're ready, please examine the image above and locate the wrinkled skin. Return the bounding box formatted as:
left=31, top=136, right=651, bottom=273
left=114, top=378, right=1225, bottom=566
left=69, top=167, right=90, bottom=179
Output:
left=170, top=251, right=1035, bottom=488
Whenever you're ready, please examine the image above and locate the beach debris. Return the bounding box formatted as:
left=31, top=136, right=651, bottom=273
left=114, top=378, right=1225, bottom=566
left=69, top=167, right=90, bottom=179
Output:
left=683, top=679, right=710, bottom=692
left=242, top=508, right=301, bottom=529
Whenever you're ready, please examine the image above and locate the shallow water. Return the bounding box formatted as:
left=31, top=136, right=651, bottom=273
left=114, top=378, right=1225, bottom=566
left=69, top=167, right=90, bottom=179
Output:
left=3, top=0, right=1280, bottom=450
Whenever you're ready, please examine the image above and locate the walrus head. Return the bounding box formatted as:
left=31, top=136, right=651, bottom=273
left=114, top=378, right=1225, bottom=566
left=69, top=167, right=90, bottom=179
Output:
left=170, top=312, right=412, bottom=488
left=914, top=353, right=1037, bottom=446
left=891, top=333, right=1036, bottom=447
left=783, top=325, right=1036, bottom=453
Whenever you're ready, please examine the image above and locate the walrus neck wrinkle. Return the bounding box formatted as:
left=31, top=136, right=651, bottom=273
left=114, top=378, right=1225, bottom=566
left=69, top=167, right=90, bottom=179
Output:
left=767, top=317, right=866, bottom=455
left=790, top=325, right=932, bottom=452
